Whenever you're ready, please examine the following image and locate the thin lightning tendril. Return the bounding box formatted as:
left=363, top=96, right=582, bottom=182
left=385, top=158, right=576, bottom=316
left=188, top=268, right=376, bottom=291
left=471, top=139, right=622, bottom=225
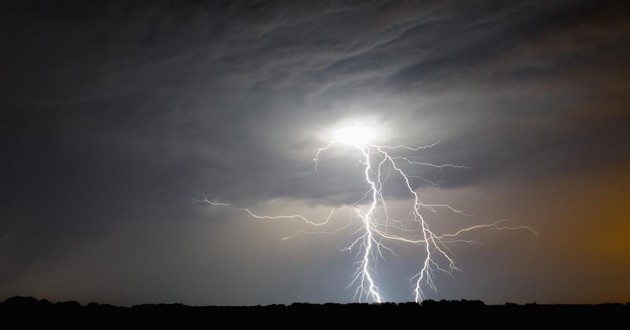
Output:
left=200, top=137, right=537, bottom=303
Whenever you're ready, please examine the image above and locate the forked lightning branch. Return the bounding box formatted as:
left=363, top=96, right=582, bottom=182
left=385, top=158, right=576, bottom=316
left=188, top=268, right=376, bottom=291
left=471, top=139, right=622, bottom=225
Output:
left=200, top=124, right=536, bottom=303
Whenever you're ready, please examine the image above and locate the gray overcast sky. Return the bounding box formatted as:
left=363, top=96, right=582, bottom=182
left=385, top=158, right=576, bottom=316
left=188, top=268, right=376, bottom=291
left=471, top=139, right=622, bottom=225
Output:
left=1, top=0, right=629, bottom=306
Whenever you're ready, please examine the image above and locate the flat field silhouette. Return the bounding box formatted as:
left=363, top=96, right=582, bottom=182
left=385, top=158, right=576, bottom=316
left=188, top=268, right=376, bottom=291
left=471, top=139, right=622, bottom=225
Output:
left=2, top=296, right=629, bottom=329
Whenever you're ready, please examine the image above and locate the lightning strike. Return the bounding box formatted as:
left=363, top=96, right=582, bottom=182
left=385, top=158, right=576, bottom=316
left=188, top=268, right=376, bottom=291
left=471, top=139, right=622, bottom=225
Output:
left=191, top=194, right=230, bottom=206
left=201, top=123, right=536, bottom=303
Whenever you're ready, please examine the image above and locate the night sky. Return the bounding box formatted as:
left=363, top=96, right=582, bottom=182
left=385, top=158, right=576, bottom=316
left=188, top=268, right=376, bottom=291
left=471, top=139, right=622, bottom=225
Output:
left=1, top=0, right=629, bottom=306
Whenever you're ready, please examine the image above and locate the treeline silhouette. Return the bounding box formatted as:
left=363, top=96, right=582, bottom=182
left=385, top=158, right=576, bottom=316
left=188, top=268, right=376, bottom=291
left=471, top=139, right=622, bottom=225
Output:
left=1, top=296, right=629, bottom=329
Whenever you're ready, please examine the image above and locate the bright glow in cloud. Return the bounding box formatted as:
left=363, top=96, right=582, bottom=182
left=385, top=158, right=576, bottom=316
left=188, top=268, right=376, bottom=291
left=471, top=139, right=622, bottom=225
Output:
left=333, top=125, right=376, bottom=147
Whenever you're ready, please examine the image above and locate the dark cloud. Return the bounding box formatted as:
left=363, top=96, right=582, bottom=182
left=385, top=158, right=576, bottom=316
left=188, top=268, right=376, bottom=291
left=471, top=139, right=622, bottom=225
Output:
left=1, top=0, right=629, bottom=304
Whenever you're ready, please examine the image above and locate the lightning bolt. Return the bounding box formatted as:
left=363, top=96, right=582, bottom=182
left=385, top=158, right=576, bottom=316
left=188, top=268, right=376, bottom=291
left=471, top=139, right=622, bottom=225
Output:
left=200, top=128, right=537, bottom=303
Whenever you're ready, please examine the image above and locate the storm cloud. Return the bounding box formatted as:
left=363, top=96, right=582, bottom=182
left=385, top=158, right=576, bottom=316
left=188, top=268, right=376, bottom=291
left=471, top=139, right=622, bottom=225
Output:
left=1, top=0, right=629, bottom=305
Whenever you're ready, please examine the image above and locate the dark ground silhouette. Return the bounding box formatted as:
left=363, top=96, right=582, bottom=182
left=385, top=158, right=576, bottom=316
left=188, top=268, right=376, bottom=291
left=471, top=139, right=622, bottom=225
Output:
left=1, top=296, right=628, bottom=329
